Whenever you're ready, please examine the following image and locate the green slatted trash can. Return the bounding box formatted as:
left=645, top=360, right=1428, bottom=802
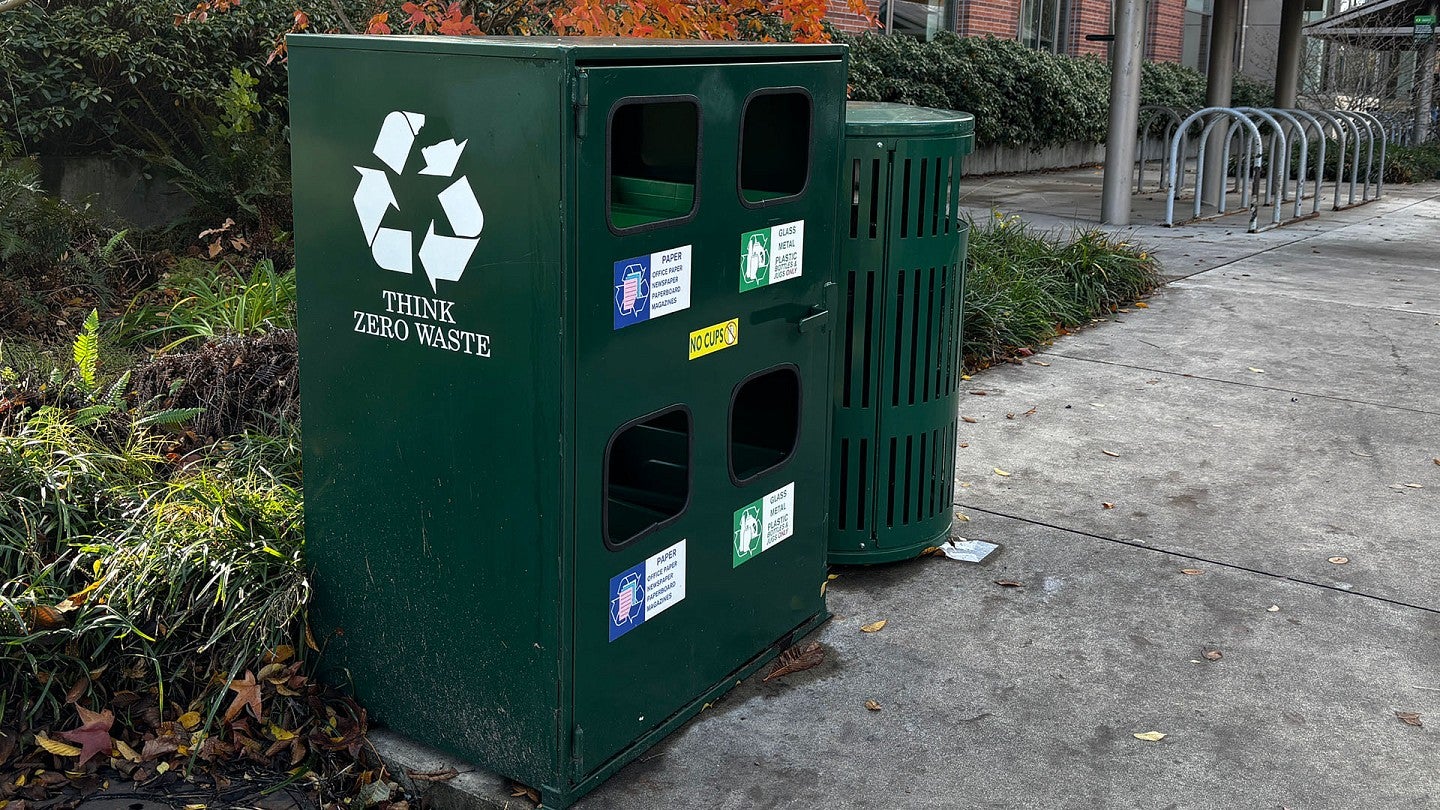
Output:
left=829, top=102, right=975, bottom=564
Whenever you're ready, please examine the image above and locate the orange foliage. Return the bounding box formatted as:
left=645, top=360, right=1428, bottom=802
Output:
left=549, top=0, right=847, bottom=42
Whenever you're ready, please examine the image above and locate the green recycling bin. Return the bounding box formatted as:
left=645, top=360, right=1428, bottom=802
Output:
left=828, top=102, right=975, bottom=564
left=288, top=36, right=846, bottom=809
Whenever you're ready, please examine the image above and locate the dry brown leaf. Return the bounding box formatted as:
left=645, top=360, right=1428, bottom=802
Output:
left=1031, top=360, right=1051, bottom=366
left=864, top=700, right=882, bottom=712
left=1023, top=406, right=1037, bottom=416
left=178, top=711, right=202, bottom=731
left=1203, top=650, right=1222, bottom=661
left=961, top=416, right=978, bottom=423
left=1396, top=711, right=1424, bottom=728
left=406, top=767, right=460, bottom=782
left=1134, top=302, right=1150, bottom=308
left=224, top=671, right=263, bottom=723
left=1006, top=413, right=1015, bottom=419
left=993, top=579, right=1023, bottom=588
left=1102, top=502, right=1116, bottom=509
left=1328, top=556, right=1350, bottom=565
left=1433, top=457, right=1439, bottom=466
left=954, top=512, right=970, bottom=522
left=1180, top=568, right=1204, bottom=575
left=860, top=620, right=887, bottom=633
left=763, top=641, right=825, bottom=682
left=114, top=740, right=142, bottom=763
left=1102, top=450, right=1120, bottom=457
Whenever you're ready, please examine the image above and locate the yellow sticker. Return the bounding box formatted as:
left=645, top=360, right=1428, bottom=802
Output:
left=688, top=318, right=739, bottom=360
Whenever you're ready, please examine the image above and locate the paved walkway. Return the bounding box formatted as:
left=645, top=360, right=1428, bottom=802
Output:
left=388, top=174, right=1440, bottom=809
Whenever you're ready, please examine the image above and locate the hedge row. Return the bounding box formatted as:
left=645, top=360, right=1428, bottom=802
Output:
left=845, top=32, right=1274, bottom=148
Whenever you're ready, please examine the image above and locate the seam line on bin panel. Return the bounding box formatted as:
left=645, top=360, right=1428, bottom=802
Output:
left=959, top=505, right=1440, bottom=616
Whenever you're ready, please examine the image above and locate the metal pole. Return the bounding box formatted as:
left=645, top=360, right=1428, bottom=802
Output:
left=1416, top=7, right=1438, bottom=143
left=1202, top=0, right=1241, bottom=208
left=1102, top=0, right=1148, bottom=224
left=1273, top=0, right=1305, bottom=108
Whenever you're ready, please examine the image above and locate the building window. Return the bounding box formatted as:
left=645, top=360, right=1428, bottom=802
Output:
left=878, top=0, right=955, bottom=40
left=1019, top=0, right=1068, bottom=53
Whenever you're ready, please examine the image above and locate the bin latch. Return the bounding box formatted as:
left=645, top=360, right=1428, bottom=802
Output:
left=796, top=306, right=830, bottom=334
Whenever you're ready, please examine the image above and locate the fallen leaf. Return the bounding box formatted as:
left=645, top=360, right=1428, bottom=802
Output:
left=35, top=733, right=83, bottom=758
left=819, top=581, right=828, bottom=596
left=1180, top=568, right=1204, bottom=575
left=59, top=706, right=115, bottom=765
left=969, top=390, right=987, bottom=396
left=1006, top=413, right=1015, bottom=419
left=1031, top=360, right=1051, bottom=366
left=406, top=767, right=460, bottom=782
left=1203, top=650, right=1222, bottom=661
left=1102, top=450, right=1120, bottom=457
left=1266, top=605, right=1280, bottom=612
left=954, top=512, right=970, bottom=522
left=509, top=784, right=541, bottom=803
left=155, top=761, right=171, bottom=775
left=860, top=620, right=887, bottom=633
left=1102, top=502, right=1115, bottom=509
left=827, top=574, right=839, bottom=581
left=1134, top=302, right=1150, bottom=308
left=1023, top=406, right=1037, bottom=416
left=140, top=737, right=179, bottom=761
left=1396, top=711, right=1424, bottom=728
left=1247, top=367, right=1265, bottom=373
left=224, top=671, right=263, bottom=723
left=1090, top=402, right=1105, bottom=408
left=1433, top=457, right=1439, bottom=466
left=993, top=579, right=1023, bottom=588
left=993, top=468, right=1011, bottom=477
left=961, top=374, right=972, bottom=380
left=1328, top=556, right=1350, bottom=565
left=1404, top=483, right=1424, bottom=489
left=1133, top=731, right=1166, bottom=742
left=864, top=700, right=882, bottom=712
left=114, top=740, right=142, bottom=763
left=764, top=641, right=825, bottom=682
left=178, top=711, right=202, bottom=731
left=961, top=416, right=978, bottom=423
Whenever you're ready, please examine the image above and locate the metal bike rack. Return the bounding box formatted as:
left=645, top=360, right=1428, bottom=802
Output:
left=1284, top=109, right=1328, bottom=217
left=1165, top=107, right=1266, bottom=232
left=1251, top=108, right=1311, bottom=220
left=1136, top=106, right=1189, bottom=193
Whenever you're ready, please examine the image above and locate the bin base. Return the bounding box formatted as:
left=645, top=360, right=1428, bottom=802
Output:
left=541, top=608, right=831, bottom=809
left=826, top=521, right=955, bottom=566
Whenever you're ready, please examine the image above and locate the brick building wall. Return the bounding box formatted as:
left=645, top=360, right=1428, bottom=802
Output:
left=1146, top=0, right=1185, bottom=63
left=958, top=0, right=1020, bottom=38
left=826, top=0, right=882, bottom=33
left=830, top=0, right=1184, bottom=64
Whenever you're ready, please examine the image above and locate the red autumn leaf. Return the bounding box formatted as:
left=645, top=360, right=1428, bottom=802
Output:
left=59, top=706, right=115, bottom=766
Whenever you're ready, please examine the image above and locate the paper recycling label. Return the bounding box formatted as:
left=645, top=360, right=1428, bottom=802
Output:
left=614, top=246, right=692, bottom=330
left=732, top=482, right=796, bottom=567
left=608, top=539, right=687, bottom=641
left=738, top=220, right=804, bottom=292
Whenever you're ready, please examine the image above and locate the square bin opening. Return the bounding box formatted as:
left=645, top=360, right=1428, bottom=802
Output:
left=729, top=366, right=801, bottom=482
left=605, top=407, right=691, bottom=547
left=609, top=99, right=699, bottom=230
left=740, top=91, right=811, bottom=205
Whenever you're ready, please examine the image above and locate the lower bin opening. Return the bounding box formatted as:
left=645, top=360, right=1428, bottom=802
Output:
left=729, top=365, right=801, bottom=483
left=605, top=408, right=691, bottom=548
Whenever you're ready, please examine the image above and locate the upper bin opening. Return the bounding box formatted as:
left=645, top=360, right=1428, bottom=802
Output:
left=609, top=99, right=699, bottom=231
left=740, top=91, right=812, bottom=205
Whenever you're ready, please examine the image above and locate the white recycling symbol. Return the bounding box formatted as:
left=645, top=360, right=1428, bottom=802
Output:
left=353, top=111, right=484, bottom=291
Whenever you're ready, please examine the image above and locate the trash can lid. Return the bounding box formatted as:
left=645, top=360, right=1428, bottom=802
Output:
left=845, top=101, right=975, bottom=138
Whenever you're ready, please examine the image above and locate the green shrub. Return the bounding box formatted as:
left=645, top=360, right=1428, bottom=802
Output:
left=963, top=213, right=1161, bottom=365
left=1385, top=142, right=1440, bottom=183
left=123, top=258, right=297, bottom=351
left=845, top=32, right=1275, bottom=149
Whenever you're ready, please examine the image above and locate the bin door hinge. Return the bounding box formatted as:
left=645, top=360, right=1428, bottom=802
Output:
left=572, top=71, right=590, bottom=140
left=571, top=725, right=585, bottom=774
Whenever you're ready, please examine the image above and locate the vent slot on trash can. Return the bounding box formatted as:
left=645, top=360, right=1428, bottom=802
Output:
left=729, top=365, right=801, bottom=483
left=605, top=406, right=692, bottom=548
left=740, top=91, right=811, bottom=205
left=609, top=99, right=700, bottom=231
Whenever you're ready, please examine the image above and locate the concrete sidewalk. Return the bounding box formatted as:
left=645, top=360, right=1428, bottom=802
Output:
left=384, top=178, right=1440, bottom=809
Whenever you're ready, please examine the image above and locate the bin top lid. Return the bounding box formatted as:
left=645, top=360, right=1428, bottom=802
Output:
left=845, top=102, right=975, bottom=138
